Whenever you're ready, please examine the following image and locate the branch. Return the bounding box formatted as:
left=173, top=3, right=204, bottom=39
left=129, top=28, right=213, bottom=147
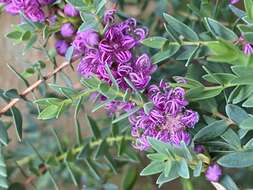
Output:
left=0, top=60, right=76, bottom=117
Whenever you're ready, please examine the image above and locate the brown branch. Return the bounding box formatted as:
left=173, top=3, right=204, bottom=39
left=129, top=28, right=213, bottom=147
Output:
left=22, top=164, right=47, bottom=187
left=0, top=60, right=75, bottom=117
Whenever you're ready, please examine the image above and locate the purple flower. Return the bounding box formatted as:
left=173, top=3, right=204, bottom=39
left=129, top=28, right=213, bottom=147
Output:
left=2, top=0, right=47, bottom=22
left=64, top=4, right=79, bottom=17
left=73, top=29, right=99, bottom=52
left=49, top=15, right=57, bottom=25
left=61, top=22, right=75, bottom=37
left=230, top=0, right=240, bottom=4
left=104, top=9, right=116, bottom=24
left=25, top=5, right=45, bottom=22
left=4, top=2, right=19, bottom=14
left=37, top=0, right=55, bottom=5
left=130, top=82, right=199, bottom=150
left=194, top=145, right=205, bottom=153
left=55, top=40, right=69, bottom=56
left=170, top=130, right=191, bottom=146
left=205, top=163, right=222, bottom=182
left=243, top=43, right=253, bottom=55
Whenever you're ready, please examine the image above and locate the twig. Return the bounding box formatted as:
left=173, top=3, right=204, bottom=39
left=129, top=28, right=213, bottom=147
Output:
left=0, top=60, right=76, bottom=117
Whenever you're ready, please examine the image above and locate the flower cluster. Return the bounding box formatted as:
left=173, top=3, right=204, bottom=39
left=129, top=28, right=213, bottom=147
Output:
left=129, top=81, right=199, bottom=151
left=74, top=11, right=156, bottom=91
left=0, top=0, right=55, bottom=22
left=54, top=3, right=79, bottom=56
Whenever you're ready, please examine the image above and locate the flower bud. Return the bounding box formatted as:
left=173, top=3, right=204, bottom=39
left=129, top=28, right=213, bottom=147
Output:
left=64, top=4, right=79, bottom=17
left=55, top=40, right=69, bottom=56
left=60, top=22, right=75, bottom=37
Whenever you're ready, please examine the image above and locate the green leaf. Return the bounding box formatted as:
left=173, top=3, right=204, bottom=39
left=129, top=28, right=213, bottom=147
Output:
left=148, top=137, right=173, bottom=155
left=0, top=122, right=8, bottom=146
left=244, top=32, right=253, bottom=43
left=10, top=107, right=22, bottom=141
left=202, top=73, right=237, bottom=85
left=218, top=150, right=253, bottom=168
left=6, top=31, right=23, bottom=40
left=80, top=76, right=101, bottom=89
left=156, top=164, right=179, bottom=187
left=38, top=105, right=60, bottom=120
left=140, top=161, right=164, bottom=176
left=204, top=17, right=238, bottom=41
left=95, top=0, right=106, bottom=14
left=84, top=159, right=101, bottom=180
left=104, top=154, right=118, bottom=174
left=65, top=46, right=74, bottom=62
left=193, top=160, right=202, bottom=177
left=86, top=115, right=101, bottom=139
left=225, top=104, right=249, bottom=124
left=239, top=117, right=253, bottom=130
left=244, top=0, right=253, bottom=22
left=177, top=159, right=189, bottom=179
left=244, top=138, right=253, bottom=148
left=8, top=183, right=26, bottom=190
left=74, top=97, right=83, bottom=145
left=220, top=175, right=239, bottom=190
left=143, top=102, right=154, bottom=114
left=221, top=129, right=241, bottom=149
left=163, top=13, right=199, bottom=41
left=193, top=120, right=228, bottom=141
left=65, top=0, right=85, bottom=7
left=95, top=140, right=108, bottom=159
left=122, top=167, right=138, bottom=190
left=231, top=65, right=252, bottom=76
left=112, top=107, right=140, bottom=124
left=207, top=40, right=240, bottom=63
left=147, top=153, right=168, bottom=161
left=151, top=43, right=180, bottom=64
left=164, top=161, right=172, bottom=177
left=186, top=86, right=223, bottom=101
left=0, top=146, right=8, bottom=189
left=243, top=95, right=253, bottom=107
left=229, top=4, right=246, bottom=19
left=141, top=37, right=168, bottom=49
left=77, top=143, right=91, bottom=160
left=232, top=85, right=253, bottom=104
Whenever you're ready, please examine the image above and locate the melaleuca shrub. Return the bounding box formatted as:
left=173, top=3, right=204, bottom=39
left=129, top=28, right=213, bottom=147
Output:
left=0, top=0, right=253, bottom=189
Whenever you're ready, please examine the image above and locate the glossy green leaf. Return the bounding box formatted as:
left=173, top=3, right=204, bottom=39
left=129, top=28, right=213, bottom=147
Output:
left=87, top=115, right=101, bottom=139
left=140, top=161, right=164, bottom=176
left=194, top=120, right=228, bottom=141
left=151, top=44, right=180, bottom=64
left=163, top=13, right=199, bottom=41
left=220, top=175, right=240, bottom=190
left=112, top=107, right=140, bottom=124
left=225, top=104, right=249, bottom=124
left=0, top=122, right=8, bottom=146
left=122, top=167, right=138, bottom=190
left=239, top=117, right=253, bottom=130
left=218, top=150, right=253, bottom=168
left=141, top=37, right=168, bottom=49
left=156, top=164, right=179, bottom=187
left=186, top=86, right=223, bottom=101
left=10, top=107, right=22, bottom=141
left=203, top=73, right=237, bottom=85
left=204, top=17, right=238, bottom=41
left=0, top=146, right=8, bottom=189
left=177, top=159, right=189, bottom=179
left=193, top=160, right=202, bottom=177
